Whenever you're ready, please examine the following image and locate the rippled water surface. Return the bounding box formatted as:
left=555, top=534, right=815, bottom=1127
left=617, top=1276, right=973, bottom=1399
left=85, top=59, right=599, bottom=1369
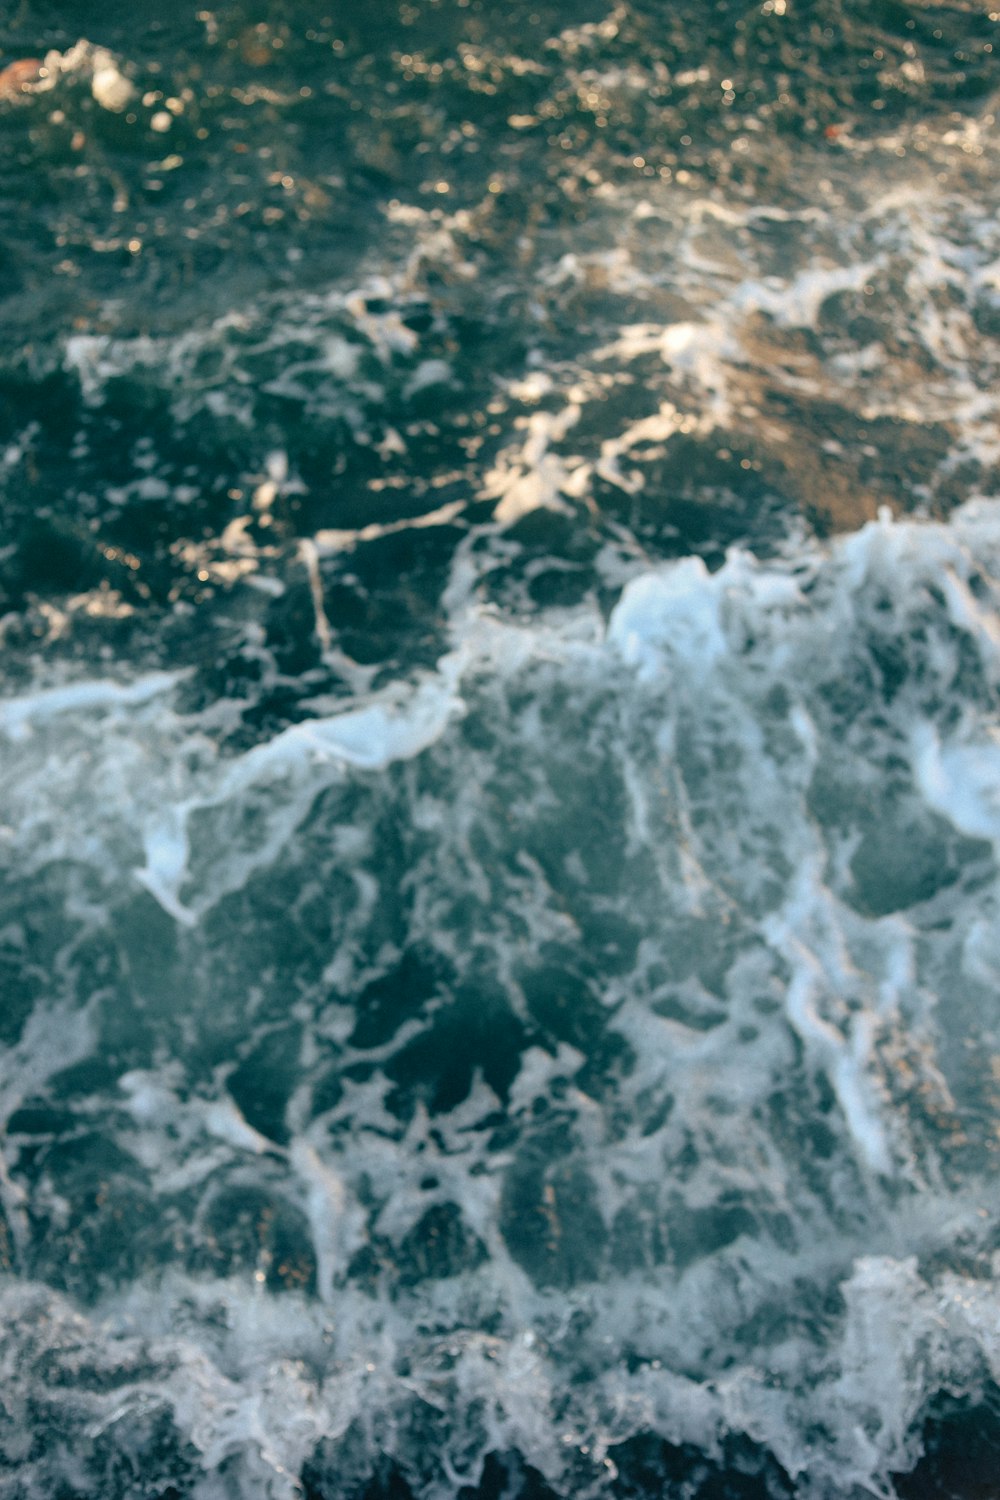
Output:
left=2, top=3, right=1000, bottom=1498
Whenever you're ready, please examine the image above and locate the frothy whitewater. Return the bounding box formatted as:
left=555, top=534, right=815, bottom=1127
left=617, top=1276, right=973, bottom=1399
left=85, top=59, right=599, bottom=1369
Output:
left=1, top=3, right=1000, bottom=1497
left=4, top=504, right=1000, bottom=1498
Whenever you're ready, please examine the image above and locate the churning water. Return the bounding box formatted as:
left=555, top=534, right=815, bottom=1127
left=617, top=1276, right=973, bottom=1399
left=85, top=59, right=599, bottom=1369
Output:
left=1, top=3, right=1000, bottom=1497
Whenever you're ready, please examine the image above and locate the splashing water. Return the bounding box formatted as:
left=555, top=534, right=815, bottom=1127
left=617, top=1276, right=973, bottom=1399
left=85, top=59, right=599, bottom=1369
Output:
left=2, top=3, right=1000, bottom=1497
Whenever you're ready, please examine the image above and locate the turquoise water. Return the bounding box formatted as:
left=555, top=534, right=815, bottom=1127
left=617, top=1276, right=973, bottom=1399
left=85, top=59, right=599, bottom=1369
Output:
left=1, top=4, right=1000, bottom=1497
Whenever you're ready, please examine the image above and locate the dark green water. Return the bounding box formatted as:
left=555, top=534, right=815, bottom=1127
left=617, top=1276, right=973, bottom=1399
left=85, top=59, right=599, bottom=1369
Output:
left=1, top=4, right=1000, bottom=1498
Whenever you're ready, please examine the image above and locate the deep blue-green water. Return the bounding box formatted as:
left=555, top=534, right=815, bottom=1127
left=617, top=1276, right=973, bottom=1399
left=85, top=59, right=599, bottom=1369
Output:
left=2, top=4, right=1000, bottom=1497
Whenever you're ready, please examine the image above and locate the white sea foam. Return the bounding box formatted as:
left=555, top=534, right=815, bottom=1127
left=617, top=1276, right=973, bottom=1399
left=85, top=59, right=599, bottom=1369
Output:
left=3, top=13, right=1000, bottom=1493
left=0, top=670, right=181, bottom=740
left=3, top=500, right=1000, bottom=1497
left=912, top=723, right=1000, bottom=844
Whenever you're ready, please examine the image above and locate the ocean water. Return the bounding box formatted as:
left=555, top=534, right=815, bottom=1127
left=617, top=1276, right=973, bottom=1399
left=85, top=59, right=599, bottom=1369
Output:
left=1, top=3, right=1000, bottom=1497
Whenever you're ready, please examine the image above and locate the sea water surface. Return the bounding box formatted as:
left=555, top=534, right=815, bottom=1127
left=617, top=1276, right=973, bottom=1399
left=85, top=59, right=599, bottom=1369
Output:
left=1, top=3, right=1000, bottom=1497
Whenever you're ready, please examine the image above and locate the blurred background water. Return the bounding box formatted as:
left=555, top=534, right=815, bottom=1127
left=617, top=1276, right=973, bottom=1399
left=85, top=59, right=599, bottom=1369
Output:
left=1, top=3, right=1000, bottom=1497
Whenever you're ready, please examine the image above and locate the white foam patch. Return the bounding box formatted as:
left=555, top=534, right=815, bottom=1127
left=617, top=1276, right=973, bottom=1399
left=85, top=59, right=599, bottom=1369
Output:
left=484, top=405, right=583, bottom=524
left=3, top=502, right=1000, bottom=1497
left=912, top=723, right=1000, bottom=844
left=7, top=1236, right=997, bottom=1500
left=731, top=262, right=876, bottom=329
left=46, top=125, right=1000, bottom=548
left=609, top=554, right=746, bottom=677
left=0, top=671, right=182, bottom=741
